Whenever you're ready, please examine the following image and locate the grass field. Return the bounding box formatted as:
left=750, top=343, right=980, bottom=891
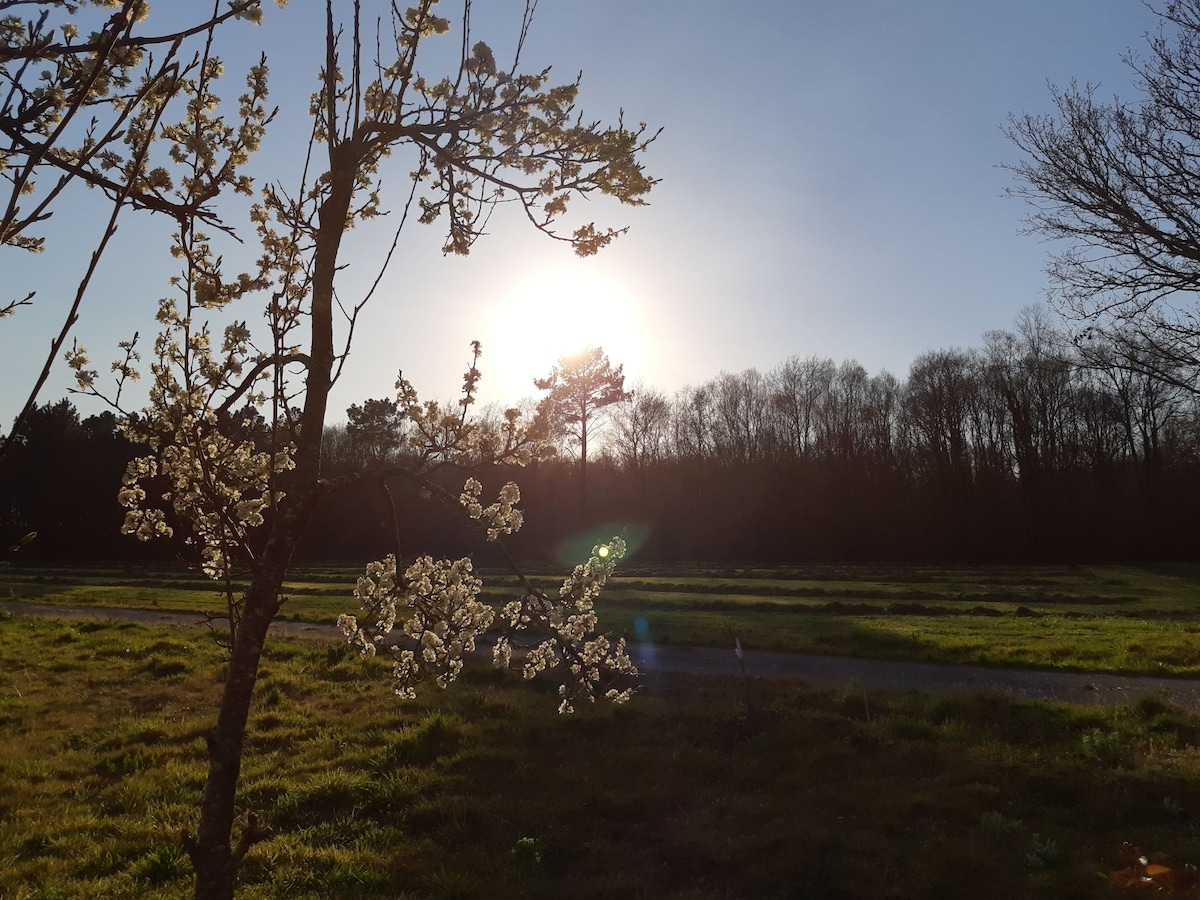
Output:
left=5, top=612, right=1200, bottom=898
left=5, top=561, right=1200, bottom=676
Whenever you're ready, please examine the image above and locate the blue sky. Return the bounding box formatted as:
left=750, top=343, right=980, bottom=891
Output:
left=1, top=1, right=1162, bottom=428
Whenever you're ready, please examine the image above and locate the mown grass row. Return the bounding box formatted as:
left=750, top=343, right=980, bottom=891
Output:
left=5, top=562, right=1200, bottom=676
left=4, top=612, right=1200, bottom=898
left=6, top=560, right=1196, bottom=603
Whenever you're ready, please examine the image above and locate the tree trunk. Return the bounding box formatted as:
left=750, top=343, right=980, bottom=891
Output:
left=189, top=568, right=284, bottom=900
left=188, top=465, right=331, bottom=898
left=189, top=146, right=353, bottom=899
left=579, top=399, right=589, bottom=516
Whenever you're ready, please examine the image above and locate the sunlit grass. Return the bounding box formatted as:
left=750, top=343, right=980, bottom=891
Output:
left=6, top=562, right=1200, bottom=675
left=6, top=614, right=1200, bottom=897
left=595, top=607, right=1200, bottom=676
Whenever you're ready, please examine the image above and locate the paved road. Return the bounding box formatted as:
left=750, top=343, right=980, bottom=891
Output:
left=8, top=600, right=1200, bottom=710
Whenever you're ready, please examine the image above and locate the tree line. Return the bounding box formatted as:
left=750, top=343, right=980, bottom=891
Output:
left=6, top=305, right=1199, bottom=565
left=512, top=307, right=1199, bottom=562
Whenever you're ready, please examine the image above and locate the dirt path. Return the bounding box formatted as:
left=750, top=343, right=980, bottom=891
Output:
left=8, top=600, right=1200, bottom=711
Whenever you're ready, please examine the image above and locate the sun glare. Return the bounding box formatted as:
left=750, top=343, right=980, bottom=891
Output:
left=483, top=263, right=648, bottom=404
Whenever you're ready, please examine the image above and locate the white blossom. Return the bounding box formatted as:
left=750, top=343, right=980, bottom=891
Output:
left=340, top=536, right=638, bottom=713
left=457, top=477, right=524, bottom=539
left=341, top=554, right=494, bottom=697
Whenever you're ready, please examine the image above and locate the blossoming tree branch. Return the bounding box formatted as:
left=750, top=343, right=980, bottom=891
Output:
left=0, top=0, right=275, bottom=463
left=58, top=1, right=658, bottom=897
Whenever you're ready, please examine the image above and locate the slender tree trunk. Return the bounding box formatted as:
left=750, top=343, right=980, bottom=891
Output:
left=579, top=401, right=589, bottom=516
left=189, top=562, right=286, bottom=899
left=188, top=473, right=329, bottom=899
left=189, top=149, right=354, bottom=899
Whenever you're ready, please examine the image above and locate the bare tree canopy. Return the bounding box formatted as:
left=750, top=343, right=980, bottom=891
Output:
left=1006, top=0, right=1200, bottom=388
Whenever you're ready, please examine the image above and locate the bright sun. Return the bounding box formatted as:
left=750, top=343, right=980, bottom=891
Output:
left=483, top=262, right=647, bottom=404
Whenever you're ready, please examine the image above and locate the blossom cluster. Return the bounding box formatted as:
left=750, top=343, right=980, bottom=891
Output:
left=120, top=399, right=293, bottom=579
left=458, top=477, right=523, bottom=540
left=495, top=536, right=638, bottom=713
left=101, top=280, right=290, bottom=582
left=395, top=368, right=549, bottom=469
left=341, top=537, right=638, bottom=713
left=338, top=554, right=495, bottom=699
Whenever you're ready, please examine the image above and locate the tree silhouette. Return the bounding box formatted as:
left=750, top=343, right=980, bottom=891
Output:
left=0, top=400, right=141, bottom=557
left=535, top=346, right=631, bottom=509
left=346, top=398, right=407, bottom=462
left=1006, top=0, right=1200, bottom=387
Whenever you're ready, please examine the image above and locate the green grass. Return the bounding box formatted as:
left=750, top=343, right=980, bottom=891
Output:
left=6, top=561, right=1200, bottom=676
left=5, top=613, right=1200, bottom=897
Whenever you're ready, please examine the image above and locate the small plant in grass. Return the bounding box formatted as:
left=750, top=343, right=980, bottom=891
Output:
left=1025, top=833, right=1061, bottom=869
left=135, top=843, right=190, bottom=886
left=510, top=835, right=544, bottom=872
left=1080, top=727, right=1127, bottom=766
left=101, top=750, right=148, bottom=778
left=978, top=810, right=1025, bottom=843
